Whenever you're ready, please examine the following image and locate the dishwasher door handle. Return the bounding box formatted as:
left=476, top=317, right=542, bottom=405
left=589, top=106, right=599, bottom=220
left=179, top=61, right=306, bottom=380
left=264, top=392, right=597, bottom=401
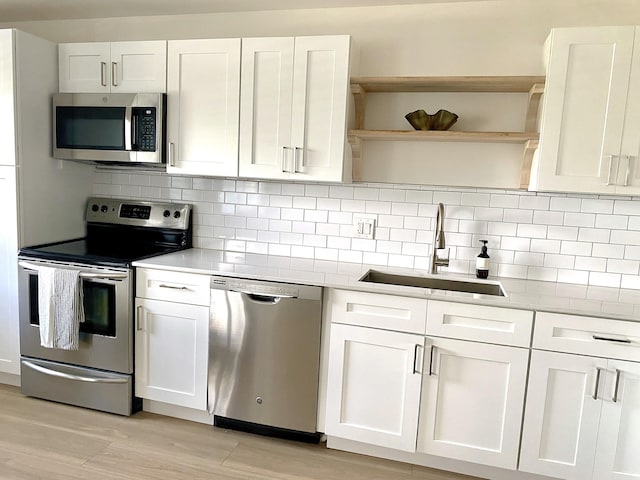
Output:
left=229, top=288, right=298, bottom=300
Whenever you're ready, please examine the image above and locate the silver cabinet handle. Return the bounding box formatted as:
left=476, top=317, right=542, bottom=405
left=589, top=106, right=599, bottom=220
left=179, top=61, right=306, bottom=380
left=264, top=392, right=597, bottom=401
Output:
left=428, top=346, right=435, bottom=376
left=136, top=305, right=143, bottom=331
left=158, top=284, right=192, bottom=291
left=281, top=146, right=292, bottom=173
left=605, top=154, right=615, bottom=185
left=293, top=146, right=302, bottom=173
left=22, top=360, right=127, bottom=384
left=593, top=335, right=631, bottom=344
left=412, top=344, right=421, bottom=375
left=593, top=367, right=603, bottom=400
left=100, top=61, right=107, bottom=86
left=612, top=369, right=621, bottom=403
left=169, top=142, right=176, bottom=167
left=111, top=62, right=118, bottom=87
left=625, top=155, right=631, bottom=186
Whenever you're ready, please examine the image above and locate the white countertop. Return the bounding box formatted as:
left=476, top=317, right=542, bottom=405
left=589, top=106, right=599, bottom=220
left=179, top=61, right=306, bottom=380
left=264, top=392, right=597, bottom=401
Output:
left=133, top=248, right=640, bottom=322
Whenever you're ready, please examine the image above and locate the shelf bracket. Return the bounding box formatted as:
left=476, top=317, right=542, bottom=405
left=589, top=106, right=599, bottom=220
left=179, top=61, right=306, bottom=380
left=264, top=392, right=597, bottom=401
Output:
left=525, top=83, right=545, bottom=132
left=348, top=134, right=363, bottom=181
left=520, top=139, right=539, bottom=189
left=351, top=83, right=367, bottom=130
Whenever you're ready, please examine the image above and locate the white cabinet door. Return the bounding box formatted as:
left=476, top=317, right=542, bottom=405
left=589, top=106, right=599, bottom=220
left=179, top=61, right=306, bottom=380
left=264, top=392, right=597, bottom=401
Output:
left=135, top=298, right=208, bottom=410
left=0, top=30, right=16, bottom=166
left=239, top=35, right=350, bottom=182
left=289, top=35, right=350, bottom=182
left=325, top=323, right=423, bottom=452
left=417, top=337, right=529, bottom=470
left=0, top=167, right=19, bottom=375
left=519, top=350, right=606, bottom=480
left=239, top=37, right=294, bottom=180
left=534, top=26, right=635, bottom=193
left=59, top=42, right=110, bottom=93
left=59, top=41, right=166, bottom=93
left=110, top=41, right=166, bottom=93
left=619, top=27, right=640, bottom=194
left=166, top=39, right=240, bottom=176
left=594, top=359, right=640, bottom=480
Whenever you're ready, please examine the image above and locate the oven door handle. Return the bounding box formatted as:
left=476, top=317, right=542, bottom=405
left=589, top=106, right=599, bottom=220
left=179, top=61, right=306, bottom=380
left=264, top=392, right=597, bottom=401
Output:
left=18, top=261, right=128, bottom=280
left=22, top=360, right=128, bottom=384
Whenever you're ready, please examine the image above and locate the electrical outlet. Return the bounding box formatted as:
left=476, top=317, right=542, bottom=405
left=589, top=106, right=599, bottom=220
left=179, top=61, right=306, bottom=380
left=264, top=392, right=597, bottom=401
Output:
left=353, top=217, right=375, bottom=239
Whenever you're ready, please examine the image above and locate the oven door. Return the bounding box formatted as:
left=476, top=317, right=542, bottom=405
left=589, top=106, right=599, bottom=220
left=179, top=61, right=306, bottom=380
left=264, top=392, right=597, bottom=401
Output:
left=18, top=258, right=133, bottom=374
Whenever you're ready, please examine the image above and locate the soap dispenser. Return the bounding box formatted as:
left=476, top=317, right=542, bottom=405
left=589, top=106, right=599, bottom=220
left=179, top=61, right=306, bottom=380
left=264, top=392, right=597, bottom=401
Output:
left=476, top=240, right=490, bottom=279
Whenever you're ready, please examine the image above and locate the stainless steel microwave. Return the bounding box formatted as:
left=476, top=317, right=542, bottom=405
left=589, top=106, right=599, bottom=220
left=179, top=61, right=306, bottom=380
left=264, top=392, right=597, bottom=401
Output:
left=53, top=93, right=166, bottom=164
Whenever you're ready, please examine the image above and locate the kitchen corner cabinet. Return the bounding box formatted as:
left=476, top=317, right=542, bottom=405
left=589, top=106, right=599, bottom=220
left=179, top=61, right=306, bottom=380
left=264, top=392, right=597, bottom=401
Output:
left=239, top=35, right=351, bottom=182
left=417, top=301, right=532, bottom=470
left=135, top=268, right=209, bottom=410
left=59, top=41, right=167, bottom=93
left=519, top=312, right=640, bottom=480
left=531, top=26, right=640, bottom=194
left=166, top=39, right=240, bottom=176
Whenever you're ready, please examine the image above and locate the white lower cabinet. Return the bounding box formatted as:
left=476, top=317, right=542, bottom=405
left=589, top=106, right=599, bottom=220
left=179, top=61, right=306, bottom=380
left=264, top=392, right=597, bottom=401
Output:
left=135, top=268, right=210, bottom=410
left=520, top=350, right=640, bottom=480
left=325, top=323, right=424, bottom=452
left=417, top=337, right=529, bottom=470
left=520, top=311, right=640, bottom=480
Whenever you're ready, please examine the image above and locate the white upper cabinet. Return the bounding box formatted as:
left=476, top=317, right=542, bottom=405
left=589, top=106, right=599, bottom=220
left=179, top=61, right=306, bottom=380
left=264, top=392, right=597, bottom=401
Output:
left=59, top=41, right=167, bottom=93
left=239, top=35, right=351, bottom=182
left=166, top=39, right=240, bottom=176
left=0, top=30, right=15, bottom=166
left=532, top=26, right=640, bottom=194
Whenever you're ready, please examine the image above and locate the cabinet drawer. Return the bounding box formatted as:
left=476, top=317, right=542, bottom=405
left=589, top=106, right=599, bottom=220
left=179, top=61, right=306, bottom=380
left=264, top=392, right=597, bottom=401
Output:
left=426, top=300, right=533, bottom=347
left=328, top=289, right=427, bottom=334
left=136, top=268, right=209, bottom=306
left=533, top=312, right=640, bottom=361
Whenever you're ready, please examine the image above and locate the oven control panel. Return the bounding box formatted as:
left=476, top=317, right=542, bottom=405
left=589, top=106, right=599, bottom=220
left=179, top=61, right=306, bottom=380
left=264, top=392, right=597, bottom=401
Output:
left=86, top=197, right=191, bottom=230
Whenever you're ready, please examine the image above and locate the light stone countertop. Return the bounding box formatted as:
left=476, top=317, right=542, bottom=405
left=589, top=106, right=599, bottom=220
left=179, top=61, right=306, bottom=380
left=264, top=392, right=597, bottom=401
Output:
left=133, top=248, right=640, bottom=322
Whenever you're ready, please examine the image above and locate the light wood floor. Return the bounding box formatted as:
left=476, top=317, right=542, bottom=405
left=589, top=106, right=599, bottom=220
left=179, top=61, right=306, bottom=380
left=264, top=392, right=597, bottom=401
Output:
left=0, top=384, right=482, bottom=480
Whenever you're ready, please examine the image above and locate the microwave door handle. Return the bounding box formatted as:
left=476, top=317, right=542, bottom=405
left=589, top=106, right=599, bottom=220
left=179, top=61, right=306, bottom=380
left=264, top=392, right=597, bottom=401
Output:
left=124, top=106, right=133, bottom=151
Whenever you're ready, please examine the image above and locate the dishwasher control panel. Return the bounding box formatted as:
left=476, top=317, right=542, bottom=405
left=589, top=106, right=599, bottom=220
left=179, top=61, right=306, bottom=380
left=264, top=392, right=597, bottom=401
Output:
left=210, top=276, right=322, bottom=301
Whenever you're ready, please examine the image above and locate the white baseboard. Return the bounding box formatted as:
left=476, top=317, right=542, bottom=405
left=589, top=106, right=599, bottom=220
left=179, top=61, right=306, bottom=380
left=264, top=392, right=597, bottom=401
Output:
left=0, top=372, right=20, bottom=387
left=142, top=399, right=214, bottom=425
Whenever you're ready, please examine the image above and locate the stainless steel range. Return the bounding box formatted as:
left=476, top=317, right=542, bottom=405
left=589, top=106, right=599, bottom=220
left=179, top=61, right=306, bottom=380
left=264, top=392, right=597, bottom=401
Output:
left=17, top=197, right=192, bottom=415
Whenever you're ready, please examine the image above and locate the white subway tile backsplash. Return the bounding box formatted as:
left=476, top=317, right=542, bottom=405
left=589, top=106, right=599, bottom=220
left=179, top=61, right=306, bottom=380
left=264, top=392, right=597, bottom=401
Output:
left=93, top=175, right=640, bottom=290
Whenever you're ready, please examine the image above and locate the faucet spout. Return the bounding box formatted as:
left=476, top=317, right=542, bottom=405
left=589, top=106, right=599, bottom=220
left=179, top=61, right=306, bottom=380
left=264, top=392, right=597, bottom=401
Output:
left=430, top=203, right=449, bottom=274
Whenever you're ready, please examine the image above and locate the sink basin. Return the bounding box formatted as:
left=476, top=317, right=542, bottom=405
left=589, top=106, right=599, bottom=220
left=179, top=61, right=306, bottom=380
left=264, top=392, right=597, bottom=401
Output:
left=358, top=270, right=506, bottom=297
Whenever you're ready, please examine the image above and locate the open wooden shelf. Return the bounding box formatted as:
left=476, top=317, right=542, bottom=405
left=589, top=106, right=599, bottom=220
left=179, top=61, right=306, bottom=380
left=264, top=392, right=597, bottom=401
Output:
left=349, top=76, right=545, bottom=188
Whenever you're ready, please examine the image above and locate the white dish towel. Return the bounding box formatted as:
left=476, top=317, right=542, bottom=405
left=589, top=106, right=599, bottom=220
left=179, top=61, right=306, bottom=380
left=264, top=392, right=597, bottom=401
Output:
left=37, top=267, right=85, bottom=350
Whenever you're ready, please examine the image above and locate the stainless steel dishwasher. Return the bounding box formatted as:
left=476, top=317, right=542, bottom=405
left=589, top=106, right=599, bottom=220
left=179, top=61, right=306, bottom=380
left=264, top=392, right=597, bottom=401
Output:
left=208, top=276, right=322, bottom=442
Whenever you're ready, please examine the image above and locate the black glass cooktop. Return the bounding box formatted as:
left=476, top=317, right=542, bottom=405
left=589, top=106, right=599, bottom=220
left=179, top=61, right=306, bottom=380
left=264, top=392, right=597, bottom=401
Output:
left=19, top=238, right=185, bottom=268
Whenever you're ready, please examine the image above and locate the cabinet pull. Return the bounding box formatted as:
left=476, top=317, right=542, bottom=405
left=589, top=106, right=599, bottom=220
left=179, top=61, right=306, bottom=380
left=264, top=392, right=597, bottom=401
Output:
left=100, top=62, right=107, bottom=86
left=159, top=284, right=192, bottom=291
left=428, top=346, right=435, bottom=376
left=111, top=62, right=118, bottom=87
left=169, top=142, right=176, bottom=167
left=612, top=368, right=621, bottom=403
left=593, top=335, right=631, bottom=344
left=293, top=146, right=302, bottom=173
left=605, top=154, right=616, bottom=185
left=593, top=367, right=602, bottom=400
left=281, top=146, right=292, bottom=173
left=624, top=156, right=631, bottom=186
left=412, top=344, right=421, bottom=375
left=136, top=306, right=143, bottom=331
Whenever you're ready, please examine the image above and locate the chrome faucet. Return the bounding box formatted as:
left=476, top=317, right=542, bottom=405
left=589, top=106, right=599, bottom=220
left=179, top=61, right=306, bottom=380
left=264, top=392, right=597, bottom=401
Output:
left=430, top=203, right=450, bottom=274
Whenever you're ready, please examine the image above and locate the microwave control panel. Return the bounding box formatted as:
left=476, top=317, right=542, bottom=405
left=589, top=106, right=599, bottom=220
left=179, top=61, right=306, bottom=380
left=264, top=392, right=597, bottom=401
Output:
left=133, top=107, right=156, bottom=152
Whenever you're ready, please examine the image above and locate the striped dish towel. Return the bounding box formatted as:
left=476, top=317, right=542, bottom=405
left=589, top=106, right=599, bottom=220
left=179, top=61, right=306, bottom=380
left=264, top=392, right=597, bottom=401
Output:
left=37, top=267, right=85, bottom=350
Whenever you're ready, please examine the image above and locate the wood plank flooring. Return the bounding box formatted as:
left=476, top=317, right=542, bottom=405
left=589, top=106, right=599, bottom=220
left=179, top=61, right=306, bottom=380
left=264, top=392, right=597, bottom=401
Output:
left=0, top=384, right=482, bottom=480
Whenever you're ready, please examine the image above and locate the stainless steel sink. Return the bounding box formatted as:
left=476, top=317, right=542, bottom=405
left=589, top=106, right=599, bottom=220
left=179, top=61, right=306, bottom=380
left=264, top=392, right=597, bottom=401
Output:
left=358, top=270, right=506, bottom=297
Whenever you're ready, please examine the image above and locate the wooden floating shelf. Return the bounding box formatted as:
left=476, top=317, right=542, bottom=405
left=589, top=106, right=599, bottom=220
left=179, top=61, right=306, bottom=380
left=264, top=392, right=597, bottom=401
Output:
left=348, top=75, right=546, bottom=187
left=351, top=75, right=546, bottom=93
left=348, top=130, right=539, bottom=143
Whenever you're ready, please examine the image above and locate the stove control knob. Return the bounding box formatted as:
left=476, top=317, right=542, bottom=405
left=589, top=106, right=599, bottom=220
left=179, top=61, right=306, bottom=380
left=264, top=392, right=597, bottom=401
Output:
left=91, top=204, right=99, bottom=212
left=100, top=205, right=108, bottom=213
left=163, top=209, right=170, bottom=218
left=173, top=211, right=181, bottom=219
